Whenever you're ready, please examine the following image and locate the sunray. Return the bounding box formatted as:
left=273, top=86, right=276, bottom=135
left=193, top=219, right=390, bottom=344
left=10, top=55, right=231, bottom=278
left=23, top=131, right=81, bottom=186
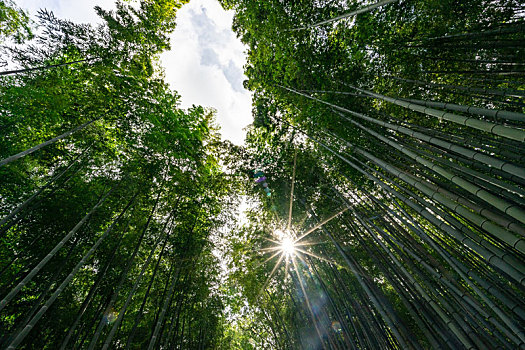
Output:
left=291, top=258, right=308, bottom=303
left=293, top=251, right=310, bottom=267
left=287, top=149, right=297, bottom=232
left=295, top=248, right=341, bottom=266
left=296, top=213, right=310, bottom=230
left=264, top=237, right=282, bottom=245
left=260, top=254, right=285, bottom=295
left=261, top=250, right=282, bottom=265
left=291, top=257, right=325, bottom=343
left=270, top=210, right=280, bottom=225
left=295, top=207, right=349, bottom=242
left=241, top=248, right=267, bottom=260
left=293, top=241, right=328, bottom=247
left=257, top=246, right=282, bottom=253
left=284, top=257, right=290, bottom=281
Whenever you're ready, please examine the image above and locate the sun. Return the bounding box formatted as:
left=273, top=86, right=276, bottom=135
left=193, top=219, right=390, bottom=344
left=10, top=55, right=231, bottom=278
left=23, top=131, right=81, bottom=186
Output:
left=280, top=235, right=296, bottom=257
left=256, top=149, right=348, bottom=295
left=272, top=229, right=296, bottom=258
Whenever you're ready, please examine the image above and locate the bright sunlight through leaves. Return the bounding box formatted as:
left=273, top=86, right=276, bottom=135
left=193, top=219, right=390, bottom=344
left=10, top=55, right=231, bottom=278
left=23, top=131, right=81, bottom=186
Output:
left=280, top=235, right=296, bottom=257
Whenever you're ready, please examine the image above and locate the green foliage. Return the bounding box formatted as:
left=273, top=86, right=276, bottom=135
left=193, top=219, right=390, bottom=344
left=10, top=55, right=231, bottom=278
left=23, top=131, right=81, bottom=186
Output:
left=1, top=0, right=524, bottom=348
left=0, top=1, right=237, bottom=348
left=220, top=0, right=525, bottom=348
left=0, top=0, right=33, bottom=44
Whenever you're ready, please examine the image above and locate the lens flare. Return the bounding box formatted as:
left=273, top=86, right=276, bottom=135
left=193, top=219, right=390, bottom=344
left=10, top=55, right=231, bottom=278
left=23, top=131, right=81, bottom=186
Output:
left=280, top=236, right=295, bottom=257
left=103, top=308, right=118, bottom=325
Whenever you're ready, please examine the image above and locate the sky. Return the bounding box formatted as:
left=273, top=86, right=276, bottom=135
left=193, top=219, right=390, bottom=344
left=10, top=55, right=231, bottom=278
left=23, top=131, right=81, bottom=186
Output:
left=15, top=0, right=253, bottom=145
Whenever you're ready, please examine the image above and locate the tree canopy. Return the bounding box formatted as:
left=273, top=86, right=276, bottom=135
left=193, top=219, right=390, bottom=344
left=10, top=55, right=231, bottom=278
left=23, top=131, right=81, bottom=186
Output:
left=0, top=0, right=524, bottom=349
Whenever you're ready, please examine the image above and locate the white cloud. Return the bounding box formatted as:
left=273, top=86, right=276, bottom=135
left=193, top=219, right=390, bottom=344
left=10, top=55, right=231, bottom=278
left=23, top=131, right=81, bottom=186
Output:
left=16, top=0, right=253, bottom=145
left=160, top=0, right=252, bottom=145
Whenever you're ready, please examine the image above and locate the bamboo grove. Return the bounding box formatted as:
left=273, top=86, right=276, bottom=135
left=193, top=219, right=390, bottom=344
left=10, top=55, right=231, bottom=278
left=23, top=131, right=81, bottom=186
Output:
left=0, top=1, right=237, bottom=348
left=0, top=0, right=524, bottom=349
left=220, top=0, right=525, bottom=349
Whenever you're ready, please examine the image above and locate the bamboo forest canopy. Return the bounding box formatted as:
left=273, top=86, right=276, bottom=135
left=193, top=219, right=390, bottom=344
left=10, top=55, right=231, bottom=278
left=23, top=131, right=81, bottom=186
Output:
left=0, top=0, right=524, bottom=349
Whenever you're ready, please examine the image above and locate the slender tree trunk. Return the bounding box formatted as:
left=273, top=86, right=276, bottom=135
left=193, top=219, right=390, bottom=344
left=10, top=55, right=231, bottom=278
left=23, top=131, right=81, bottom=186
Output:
left=305, top=204, right=419, bottom=350
left=86, top=188, right=169, bottom=349
left=0, top=184, right=115, bottom=312
left=6, top=191, right=137, bottom=349
left=0, top=58, right=97, bottom=76
left=59, top=215, right=129, bottom=350
left=0, top=118, right=100, bottom=167
left=400, top=97, right=525, bottom=122
left=0, top=144, right=92, bottom=229
left=384, top=75, right=525, bottom=98
left=292, top=0, right=399, bottom=30
left=124, top=234, right=170, bottom=349
left=146, top=264, right=181, bottom=350
left=93, top=212, right=175, bottom=350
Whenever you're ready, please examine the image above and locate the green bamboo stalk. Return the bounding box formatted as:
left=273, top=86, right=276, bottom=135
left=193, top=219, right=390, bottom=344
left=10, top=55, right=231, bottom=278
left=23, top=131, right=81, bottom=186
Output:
left=343, top=183, right=521, bottom=328
left=354, top=144, right=525, bottom=267
left=407, top=141, right=525, bottom=201
left=0, top=119, right=100, bottom=167
left=366, top=171, right=525, bottom=339
left=333, top=109, right=525, bottom=181
left=0, top=144, right=92, bottom=229
left=306, top=206, right=420, bottom=350
left=86, top=192, right=173, bottom=349
left=334, top=202, right=450, bottom=349
left=404, top=122, right=525, bottom=165
left=0, top=185, right=115, bottom=312
left=306, top=130, right=525, bottom=285
left=5, top=193, right=137, bottom=349
left=344, top=158, right=525, bottom=344
left=93, top=225, right=172, bottom=350
left=355, top=215, right=480, bottom=349
left=343, top=117, right=525, bottom=226
left=385, top=75, right=525, bottom=98
left=377, top=187, right=525, bottom=320
left=146, top=265, right=182, bottom=350
left=0, top=58, right=97, bottom=76
left=59, top=217, right=129, bottom=350
left=283, top=86, right=525, bottom=183
left=421, top=23, right=525, bottom=42
left=402, top=168, right=525, bottom=238
left=346, top=85, right=525, bottom=142
left=291, top=0, right=399, bottom=31
left=400, top=97, right=525, bottom=122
